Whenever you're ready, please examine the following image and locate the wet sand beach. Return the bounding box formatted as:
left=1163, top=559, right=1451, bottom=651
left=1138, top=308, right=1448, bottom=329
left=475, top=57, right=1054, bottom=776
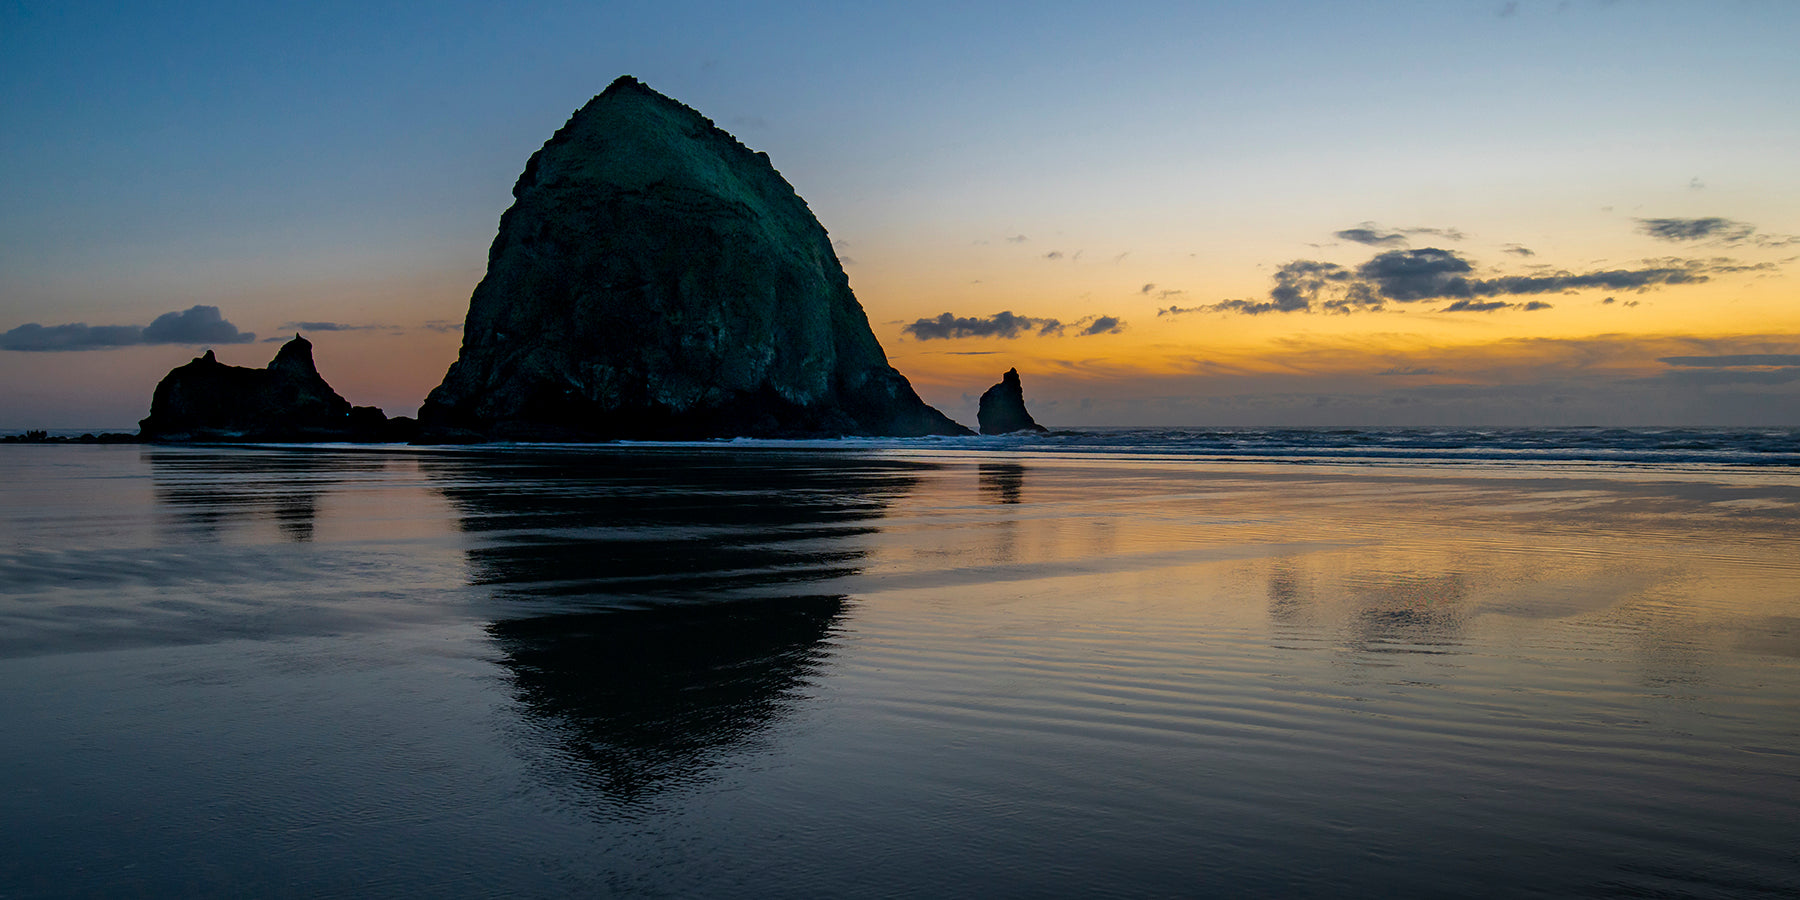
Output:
left=2, top=443, right=1797, bottom=897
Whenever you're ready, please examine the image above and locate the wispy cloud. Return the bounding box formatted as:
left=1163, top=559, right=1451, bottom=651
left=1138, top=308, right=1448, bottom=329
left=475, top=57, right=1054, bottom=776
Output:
left=1336, top=226, right=1407, bottom=247
left=1659, top=354, right=1800, bottom=368
left=1637, top=216, right=1755, bottom=244
left=903, top=310, right=1124, bottom=340
left=1441, top=299, right=1512, bottom=313
left=1077, top=315, right=1125, bottom=336
left=1198, top=246, right=1736, bottom=316
left=283, top=321, right=379, bottom=332
left=903, top=311, right=1064, bottom=340
left=1, top=306, right=255, bottom=352
left=1334, top=223, right=1467, bottom=247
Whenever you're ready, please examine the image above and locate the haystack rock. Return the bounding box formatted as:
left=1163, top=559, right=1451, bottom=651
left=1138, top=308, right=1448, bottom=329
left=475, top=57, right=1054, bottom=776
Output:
left=138, top=335, right=411, bottom=441
left=977, top=368, right=1049, bottom=435
left=418, top=76, right=970, bottom=440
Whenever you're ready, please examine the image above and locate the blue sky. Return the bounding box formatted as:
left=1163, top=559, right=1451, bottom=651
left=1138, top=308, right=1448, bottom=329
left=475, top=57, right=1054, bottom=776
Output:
left=3, top=1, right=1797, bottom=427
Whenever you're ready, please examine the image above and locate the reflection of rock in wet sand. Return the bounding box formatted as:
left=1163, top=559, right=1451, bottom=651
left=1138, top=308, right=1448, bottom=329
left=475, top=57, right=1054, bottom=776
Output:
left=427, top=450, right=924, bottom=605
left=1346, top=573, right=1469, bottom=651
left=491, top=595, right=843, bottom=802
left=1265, top=564, right=1469, bottom=680
left=426, top=449, right=927, bottom=802
left=149, top=448, right=378, bottom=543
left=978, top=463, right=1026, bottom=504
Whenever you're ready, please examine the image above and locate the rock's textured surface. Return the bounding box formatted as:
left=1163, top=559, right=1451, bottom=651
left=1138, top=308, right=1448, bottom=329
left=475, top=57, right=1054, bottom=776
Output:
left=419, top=76, right=969, bottom=440
left=138, top=335, right=411, bottom=441
left=977, top=368, right=1049, bottom=435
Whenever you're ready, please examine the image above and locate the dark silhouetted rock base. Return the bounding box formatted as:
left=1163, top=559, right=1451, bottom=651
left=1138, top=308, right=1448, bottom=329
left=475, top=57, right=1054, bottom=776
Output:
left=138, top=335, right=413, bottom=442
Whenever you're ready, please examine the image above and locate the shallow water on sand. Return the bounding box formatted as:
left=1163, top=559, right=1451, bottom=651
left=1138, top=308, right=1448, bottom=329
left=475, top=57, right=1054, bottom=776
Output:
left=2, top=444, right=1797, bottom=898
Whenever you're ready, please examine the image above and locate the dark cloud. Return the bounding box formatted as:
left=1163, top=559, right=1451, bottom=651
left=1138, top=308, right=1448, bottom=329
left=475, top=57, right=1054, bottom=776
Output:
left=141, top=306, right=255, bottom=345
left=1, top=305, right=254, bottom=352
left=1271, top=260, right=1355, bottom=311
left=1659, top=354, right=1800, bottom=368
left=1336, top=227, right=1406, bottom=247
left=1044, top=251, right=1064, bottom=260
left=1376, top=366, right=1441, bottom=376
left=1359, top=248, right=1473, bottom=301
left=1502, top=244, right=1535, bottom=257
left=1468, top=265, right=1708, bottom=295
left=1637, top=217, right=1755, bottom=243
left=1156, top=305, right=1205, bottom=317
left=1206, top=298, right=1303, bottom=316
left=1437, top=299, right=1552, bottom=313
left=1361, top=248, right=1707, bottom=302
left=0, top=323, right=145, bottom=351
left=1078, top=316, right=1125, bottom=336
left=1140, top=283, right=1156, bottom=294
left=1005, top=234, right=1029, bottom=243
left=1333, top=223, right=1464, bottom=248
left=1197, top=246, right=1726, bottom=316
left=423, top=319, right=464, bottom=333
left=1441, top=299, right=1512, bottom=313
left=902, top=311, right=1064, bottom=340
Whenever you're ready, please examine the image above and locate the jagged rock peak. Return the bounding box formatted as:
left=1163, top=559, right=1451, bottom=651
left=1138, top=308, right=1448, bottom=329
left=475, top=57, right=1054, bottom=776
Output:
left=268, top=333, right=319, bottom=377
left=978, top=368, right=1049, bottom=435
left=419, top=77, right=970, bottom=440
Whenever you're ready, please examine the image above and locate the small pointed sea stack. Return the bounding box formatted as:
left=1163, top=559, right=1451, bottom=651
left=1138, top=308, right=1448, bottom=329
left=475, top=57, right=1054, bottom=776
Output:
left=419, top=76, right=970, bottom=440
left=977, top=368, right=1049, bottom=435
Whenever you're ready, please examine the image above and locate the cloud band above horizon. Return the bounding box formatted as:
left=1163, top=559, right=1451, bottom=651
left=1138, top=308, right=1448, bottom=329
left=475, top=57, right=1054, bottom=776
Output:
left=0, top=306, right=255, bottom=352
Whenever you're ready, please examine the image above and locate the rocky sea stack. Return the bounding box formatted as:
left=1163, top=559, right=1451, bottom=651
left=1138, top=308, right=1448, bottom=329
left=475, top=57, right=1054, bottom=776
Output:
left=138, top=335, right=409, bottom=441
left=419, top=76, right=968, bottom=440
left=977, top=368, right=1048, bottom=435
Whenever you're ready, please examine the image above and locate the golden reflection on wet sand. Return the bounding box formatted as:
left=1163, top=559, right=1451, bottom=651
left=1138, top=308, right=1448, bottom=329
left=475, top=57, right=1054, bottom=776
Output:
left=0, top=445, right=1795, bottom=897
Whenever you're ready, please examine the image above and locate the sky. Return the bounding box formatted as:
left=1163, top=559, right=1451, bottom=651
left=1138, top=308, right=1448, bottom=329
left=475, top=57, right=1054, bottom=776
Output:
left=2, top=0, right=1797, bottom=429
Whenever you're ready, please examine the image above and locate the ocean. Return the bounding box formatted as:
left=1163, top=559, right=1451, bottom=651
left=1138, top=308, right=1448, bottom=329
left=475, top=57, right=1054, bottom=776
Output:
left=2, top=428, right=1797, bottom=897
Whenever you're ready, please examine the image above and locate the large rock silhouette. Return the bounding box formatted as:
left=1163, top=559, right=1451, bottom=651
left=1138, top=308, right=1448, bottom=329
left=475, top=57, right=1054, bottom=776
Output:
left=138, top=335, right=411, bottom=442
left=139, top=336, right=350, bottom=440
left=419, top=76, right=969, bottom=440
left=977, top=368, right=1048, bottom=435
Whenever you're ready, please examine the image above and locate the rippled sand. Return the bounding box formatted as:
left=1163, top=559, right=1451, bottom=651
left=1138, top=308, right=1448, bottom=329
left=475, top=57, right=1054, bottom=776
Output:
left=2, top=445, right=1796, bottom=897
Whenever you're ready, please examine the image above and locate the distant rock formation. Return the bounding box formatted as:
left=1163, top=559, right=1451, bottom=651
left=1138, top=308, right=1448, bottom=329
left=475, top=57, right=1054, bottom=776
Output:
left=977, top=368, right=1048, bottom=435
left=418, top=76, right=970, bottom=440
left=138, top=335, right=415, bottom=442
